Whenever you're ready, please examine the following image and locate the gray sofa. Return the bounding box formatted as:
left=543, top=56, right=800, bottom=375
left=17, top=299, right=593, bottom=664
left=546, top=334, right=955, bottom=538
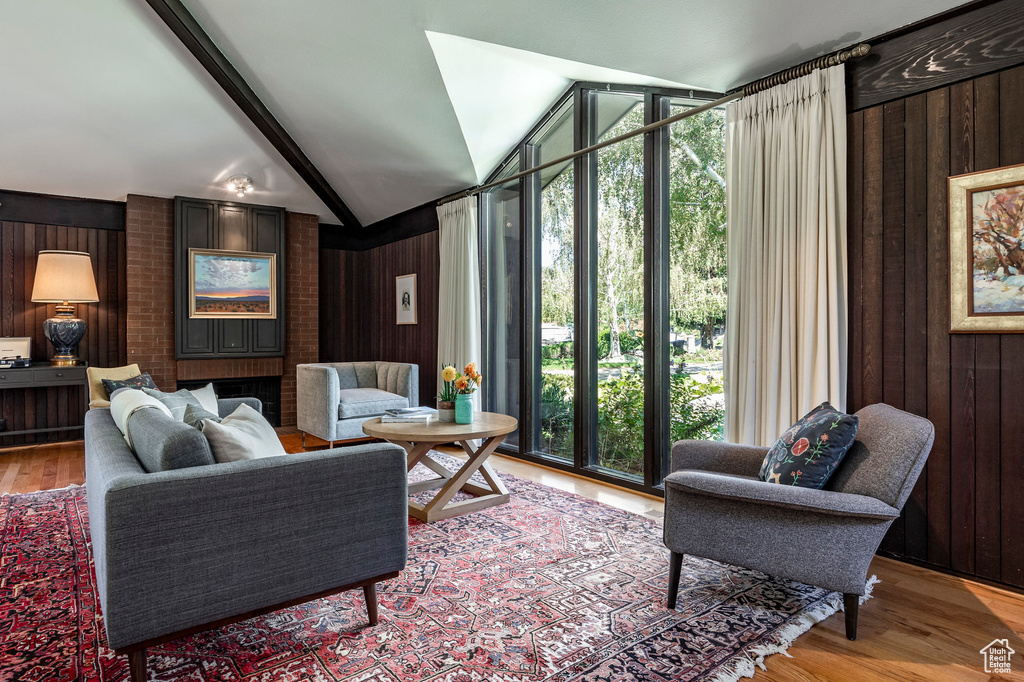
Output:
left=663, top=403, right=934, bottom=640
left=297, top=361, right=419, bottom=446
left=84, top=397, right=409, bottom=682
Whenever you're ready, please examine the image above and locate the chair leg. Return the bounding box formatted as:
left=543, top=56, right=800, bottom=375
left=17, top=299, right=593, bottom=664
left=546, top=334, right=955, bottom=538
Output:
left=302, top=432, right=306, bottom=449
left=128, top=649, right=147, bottom=682
left=364, top=583, right=379, bottom=626
left=843, top=593, right=859, bottom=640
left=667, top=551, right=683, bottom=609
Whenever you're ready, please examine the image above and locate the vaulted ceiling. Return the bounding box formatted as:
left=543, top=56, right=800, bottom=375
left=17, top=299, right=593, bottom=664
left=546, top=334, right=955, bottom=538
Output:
left=0, top=0, right=964, bottom=227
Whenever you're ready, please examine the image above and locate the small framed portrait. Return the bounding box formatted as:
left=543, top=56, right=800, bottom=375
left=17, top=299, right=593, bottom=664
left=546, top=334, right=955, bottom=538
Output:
left=189, top=248, right=277, bottom=319
left=396, top=273, right=417, bottom=325
left=950, top=163, right=1024, bottom=332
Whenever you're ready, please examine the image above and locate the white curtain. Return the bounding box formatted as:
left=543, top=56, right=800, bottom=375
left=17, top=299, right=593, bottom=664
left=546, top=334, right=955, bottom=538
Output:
left=437, top=196, right=482, bottom=407
left=724, top=64, right=848, bottom=446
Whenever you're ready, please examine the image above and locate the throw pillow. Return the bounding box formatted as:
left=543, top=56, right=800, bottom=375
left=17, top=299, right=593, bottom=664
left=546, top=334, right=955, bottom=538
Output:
left=109, top=389, right=173, bottom=451
left=759, top=402, right=858, bottom=489
left=101, top=372, right=157, bottom=397
left=189, top=382, right=219, bottom=415
left=87, top=363, right=141, bottom=408
left=201, top=403, right=286, bottom=463
left=142, top=387, right=203, bottom=422
left=183, top=402, right=222, bottom=431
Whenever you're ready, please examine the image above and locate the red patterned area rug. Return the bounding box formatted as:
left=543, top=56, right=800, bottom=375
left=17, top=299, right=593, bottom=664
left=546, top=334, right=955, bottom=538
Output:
left=0, top=455, right=872, bottom=682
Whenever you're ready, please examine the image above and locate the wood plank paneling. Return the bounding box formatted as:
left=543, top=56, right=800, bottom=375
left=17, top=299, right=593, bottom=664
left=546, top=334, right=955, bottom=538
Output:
left=850, top=62, right=1024, bottom=588
left=0, top=221, right=127, bottom=445
left=319, top=231, right=440, bottom=406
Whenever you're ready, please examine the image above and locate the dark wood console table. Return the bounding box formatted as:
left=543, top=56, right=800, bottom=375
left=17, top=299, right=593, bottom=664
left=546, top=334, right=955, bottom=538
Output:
left=0, top=365, right=89, bottom=438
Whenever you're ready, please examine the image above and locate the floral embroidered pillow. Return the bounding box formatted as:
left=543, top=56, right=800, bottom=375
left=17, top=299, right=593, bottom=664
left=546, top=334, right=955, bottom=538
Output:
left=758, top=402, right=858, bottom=489
left=101, top=372, right=158, bottom=398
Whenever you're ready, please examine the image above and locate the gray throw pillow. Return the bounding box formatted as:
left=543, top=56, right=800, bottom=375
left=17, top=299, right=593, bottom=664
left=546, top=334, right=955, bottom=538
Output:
left=142, top=387, right=203, bottom=422
left=183, top=402, right=222, bottom=431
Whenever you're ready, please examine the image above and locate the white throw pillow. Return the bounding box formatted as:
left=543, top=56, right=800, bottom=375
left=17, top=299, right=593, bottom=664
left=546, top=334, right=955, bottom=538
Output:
left=109, top=389, right=173, bottom=450
left=189, top=382, right=219, bottom=415
left=201, top=403, right=286, bottom=463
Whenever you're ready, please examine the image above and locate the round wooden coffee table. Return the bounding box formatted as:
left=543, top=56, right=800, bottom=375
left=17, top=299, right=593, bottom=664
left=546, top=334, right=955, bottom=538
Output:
left=363, top=412, right=518, bottom=523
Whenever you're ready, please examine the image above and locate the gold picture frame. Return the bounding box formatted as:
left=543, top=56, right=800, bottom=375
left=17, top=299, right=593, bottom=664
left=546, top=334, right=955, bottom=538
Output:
left=949, top=163, right=1024, bottom=332
left=396, top=273, right=417, bottom=325
left=188, top=248, right=277, bottom=319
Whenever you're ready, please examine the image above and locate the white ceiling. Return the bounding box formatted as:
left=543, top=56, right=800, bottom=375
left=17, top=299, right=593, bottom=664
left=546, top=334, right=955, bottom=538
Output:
left=1, top=0, right=965, bottom=227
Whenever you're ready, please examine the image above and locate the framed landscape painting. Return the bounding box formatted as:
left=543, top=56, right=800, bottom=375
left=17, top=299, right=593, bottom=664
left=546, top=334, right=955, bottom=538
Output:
left=189, top=248, right=277, bottom=319
left=396, top=273, right=417, bottom=325
left=950, top=163, right=1024, bottom=332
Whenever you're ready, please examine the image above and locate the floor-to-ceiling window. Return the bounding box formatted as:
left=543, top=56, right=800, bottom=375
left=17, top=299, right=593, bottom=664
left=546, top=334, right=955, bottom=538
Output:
left=591, top=91, right=646, bottom=477
left=482, top=157, right=521, bottom=446
left=529, top=98, right=575, bottom=461
left=481, top=83, right=726, bottom=495
left=663, top=100, right=728, bottom=477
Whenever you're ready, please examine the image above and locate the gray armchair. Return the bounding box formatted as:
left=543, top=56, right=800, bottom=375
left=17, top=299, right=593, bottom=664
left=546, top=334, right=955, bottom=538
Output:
left=663, top=403, right=934, bottom=640
left=297, top=361, right=419, bottom=447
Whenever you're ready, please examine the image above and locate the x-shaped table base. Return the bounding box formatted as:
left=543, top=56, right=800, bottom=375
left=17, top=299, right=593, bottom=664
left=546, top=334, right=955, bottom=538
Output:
left=389, top=436, right=510, bottom=522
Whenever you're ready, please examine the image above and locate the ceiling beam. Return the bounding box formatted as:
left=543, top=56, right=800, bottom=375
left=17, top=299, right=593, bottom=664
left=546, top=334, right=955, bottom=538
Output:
left=143, top=0, right=362, bottom=228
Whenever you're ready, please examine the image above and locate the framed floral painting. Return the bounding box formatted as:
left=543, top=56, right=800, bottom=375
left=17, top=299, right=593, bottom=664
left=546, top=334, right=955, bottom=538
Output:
left=949, top=163, right=1024, bottom=332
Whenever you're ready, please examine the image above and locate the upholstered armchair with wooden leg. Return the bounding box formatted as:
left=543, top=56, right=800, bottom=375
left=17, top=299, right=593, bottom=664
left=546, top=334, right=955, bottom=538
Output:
left=663, top=403, right=934, bottom=640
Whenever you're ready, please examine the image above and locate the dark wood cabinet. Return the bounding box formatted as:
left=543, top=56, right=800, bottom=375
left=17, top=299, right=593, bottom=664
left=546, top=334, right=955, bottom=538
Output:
left=174, top=197, right=286, bottom=359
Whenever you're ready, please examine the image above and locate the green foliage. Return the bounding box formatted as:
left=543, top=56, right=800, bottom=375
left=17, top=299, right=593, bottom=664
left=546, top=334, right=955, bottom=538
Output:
left=540, top=373, right=574, bottom=457
left=540, top=341, right=574, bottom=360
left=539, top=368, right=724, bottom=477
left=597, top=328, right=642, bottom=359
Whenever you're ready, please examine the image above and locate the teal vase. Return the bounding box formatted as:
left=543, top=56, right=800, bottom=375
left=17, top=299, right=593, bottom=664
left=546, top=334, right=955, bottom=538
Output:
left=455, top=394, right=473, bottom=424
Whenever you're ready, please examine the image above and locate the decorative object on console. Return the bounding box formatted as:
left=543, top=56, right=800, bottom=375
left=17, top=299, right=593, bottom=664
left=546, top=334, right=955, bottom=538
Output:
left=949, top=162, right=1024, bottom=332
left=225, top=174, right=254, bottom=197
left=189, top=248, right=277, bottom=319
left=395, top=273, right=417, bottom=325
left=759, top=401, right=858, bottom=489
left=0, top=337, right=31, bottom=363
left=30, top=250, right=99, bottom=367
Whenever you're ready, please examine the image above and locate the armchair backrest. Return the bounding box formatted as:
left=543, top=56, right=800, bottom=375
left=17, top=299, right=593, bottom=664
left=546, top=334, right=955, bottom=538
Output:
left=825, top=403, right=935, bottom=509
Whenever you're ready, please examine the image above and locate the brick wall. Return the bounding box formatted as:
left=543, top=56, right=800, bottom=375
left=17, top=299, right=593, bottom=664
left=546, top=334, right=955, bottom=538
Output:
left=125, top=195, right=176, bottom=390
left=125, top=196, right=319, bottom=426
left=282, top=212, right=319, bottom=426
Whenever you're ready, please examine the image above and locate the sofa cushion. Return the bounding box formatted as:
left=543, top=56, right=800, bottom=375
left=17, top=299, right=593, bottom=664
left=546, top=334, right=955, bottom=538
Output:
left=110, top=388, right=173, bottom=452
left=183, top=402, right=222, bottom=430
left=122, top=405, right=217, bottom=472
left=336, top=364, right=359, bottom=389
left=101, top=372, right=158, bottom=397
left=86, top=363, right=141, bottom=408
left=142, top=387, right=204, bottom=421
left=337, top=388, right=408, bottom=419
left=353, top=362, right=379, bottom=388
left=202, top=403, right=286, bottom=463
left=759, top=401, right=858, bottom=489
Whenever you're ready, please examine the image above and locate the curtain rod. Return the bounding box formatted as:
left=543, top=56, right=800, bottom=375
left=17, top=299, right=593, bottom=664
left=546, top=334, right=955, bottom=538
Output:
left=436, top=42, right=870, bottom=206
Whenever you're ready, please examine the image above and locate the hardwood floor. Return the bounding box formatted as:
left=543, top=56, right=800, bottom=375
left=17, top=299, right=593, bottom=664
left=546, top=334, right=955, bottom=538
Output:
left=2, top=436, right=1022, bottom=680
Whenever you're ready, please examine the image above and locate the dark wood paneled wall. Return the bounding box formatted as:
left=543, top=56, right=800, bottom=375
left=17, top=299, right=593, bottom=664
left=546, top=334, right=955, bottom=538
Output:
left=319, top=230, right=439, bottom=406
left=0, top=221, right=127, bottom=444
left=848, top=64, right=1024, bottom=588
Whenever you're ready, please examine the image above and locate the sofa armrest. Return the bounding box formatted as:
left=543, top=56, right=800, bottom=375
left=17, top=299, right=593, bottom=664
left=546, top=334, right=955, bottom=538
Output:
left=664, top=470, right=900, bottom=519
left=95, top=442, right=408, bottom=649
left=671, top=439, right=769, bottom=477
left=217, top=396, right=262, bottom=416
left=296, top=364, right=340, bottom=441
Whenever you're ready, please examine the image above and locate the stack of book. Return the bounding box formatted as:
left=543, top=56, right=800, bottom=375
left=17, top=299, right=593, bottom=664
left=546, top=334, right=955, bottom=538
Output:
left=380, top=406, right=437, bottom=423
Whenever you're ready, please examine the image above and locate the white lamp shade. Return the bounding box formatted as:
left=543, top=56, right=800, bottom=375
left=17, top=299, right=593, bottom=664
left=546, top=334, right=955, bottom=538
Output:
left=30, top=250, right=99, bottom=303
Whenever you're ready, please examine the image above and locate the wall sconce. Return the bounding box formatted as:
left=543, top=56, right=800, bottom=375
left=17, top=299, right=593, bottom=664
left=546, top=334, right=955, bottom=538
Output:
left=226, top=175, right=254, bottom=198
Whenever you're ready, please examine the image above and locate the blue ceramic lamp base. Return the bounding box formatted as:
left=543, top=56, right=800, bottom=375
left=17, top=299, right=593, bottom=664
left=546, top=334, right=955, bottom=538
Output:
left=43, top=307, right=87, bottom=367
